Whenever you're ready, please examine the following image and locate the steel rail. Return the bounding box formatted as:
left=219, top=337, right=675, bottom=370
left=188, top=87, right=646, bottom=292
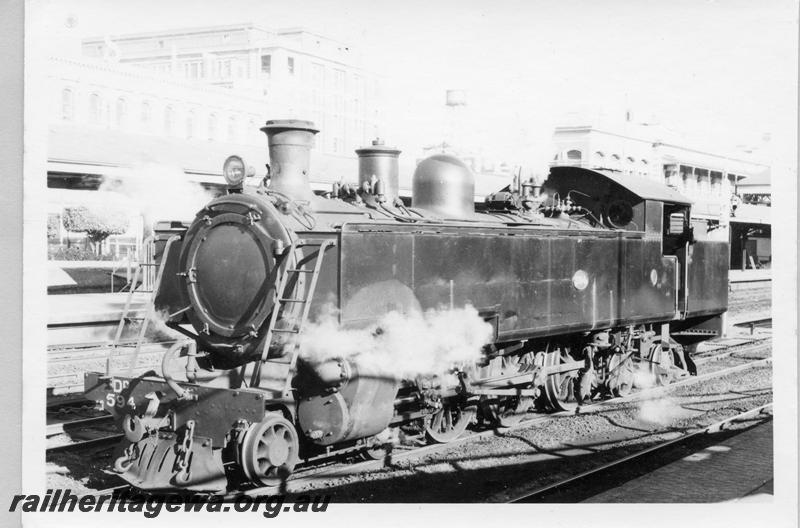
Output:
left=236, top=354, right=772, bottom=498
left=46, top=433, right=124, bottom=454
left=508, top=402, right=773, bottom=503
left=47, top=415, right=114, bottom=438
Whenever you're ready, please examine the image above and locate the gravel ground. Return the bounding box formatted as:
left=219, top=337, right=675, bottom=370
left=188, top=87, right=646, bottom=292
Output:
left=284, top=351, right=772, bottom=502
left=43, top=285, right=772, bottom=497
left=727, top=284, right=771, bottom=320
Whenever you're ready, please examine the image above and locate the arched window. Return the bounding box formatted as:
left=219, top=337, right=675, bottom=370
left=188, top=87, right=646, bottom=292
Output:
left=115, top=97, right=127, bottom=128
left=164, top=105, right=174, bottom=135
left=227, top=116, right=238, bottom=143
left=89, top=93, right=101, bottom=124
left=185, top=110, right=195, bottom=139
left=141, top=100, right=151, bottom=125
left=208, top=113, right=217, bottom=141
left=61, top=88, right=74, bottom=121
left=566, top=149, right=582, bottom=161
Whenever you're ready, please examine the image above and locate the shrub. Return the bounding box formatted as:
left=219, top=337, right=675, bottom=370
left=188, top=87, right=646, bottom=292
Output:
left=47, top=214, right=61, bottom=240
left=48, top=246, right=115, bottom=261
left=62, top=206, right=130, bottom=255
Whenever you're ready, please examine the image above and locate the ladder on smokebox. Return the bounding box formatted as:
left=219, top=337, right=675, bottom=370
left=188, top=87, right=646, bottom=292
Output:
left=250, top=238, right=337, bottom=396
left=106, top=235, right=182, bottom=376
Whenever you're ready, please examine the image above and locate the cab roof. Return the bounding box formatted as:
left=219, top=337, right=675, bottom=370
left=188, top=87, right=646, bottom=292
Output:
left=550, top=166, right=692, bottom=205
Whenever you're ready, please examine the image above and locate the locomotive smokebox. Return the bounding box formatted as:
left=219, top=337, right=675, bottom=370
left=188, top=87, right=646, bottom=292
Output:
left=261, top=119, right=319, bottom=203
left=356, top=138, right=401, bottom=204
left=412, top=154, right=475, bottom=219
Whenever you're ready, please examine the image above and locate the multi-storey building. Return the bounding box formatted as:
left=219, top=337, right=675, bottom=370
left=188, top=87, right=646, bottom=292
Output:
left=551, top=123, right=771, bottom=268
left=46, top=24, right=384, bottom=268
left=82, top=24, right=382, bottom=157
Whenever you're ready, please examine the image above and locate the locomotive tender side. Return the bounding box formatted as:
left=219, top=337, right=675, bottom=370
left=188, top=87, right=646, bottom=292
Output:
left=85, top=119, right=728, bottom=493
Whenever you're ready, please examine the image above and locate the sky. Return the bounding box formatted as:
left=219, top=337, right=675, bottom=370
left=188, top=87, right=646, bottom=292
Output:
left=35, top=0, right=798, bottom=172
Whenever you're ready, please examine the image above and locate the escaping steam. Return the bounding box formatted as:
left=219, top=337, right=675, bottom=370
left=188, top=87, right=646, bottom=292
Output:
left=637, top=397, right=682, bottom=426
left=300, top=305, right=494, bottom=378
left=101, top=163, right=217, bottom=230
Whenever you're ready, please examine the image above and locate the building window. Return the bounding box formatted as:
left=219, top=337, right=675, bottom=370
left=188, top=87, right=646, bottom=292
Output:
left=208, top=113, right=217, bottom=141
left=287, top=56, right=295, bottom=75
left=115, top=97, right=127, bottom=128
left=227, top=116, right=238, bottom=143
left=183, top=61, right=203, bottom=79
left=185, top=110, right=195, bottom=139
left=710, top=172, right=723, bottom=197
left=261, top=55, right=271, bottom=75
left=164, top=105, right=174, bottom=136
left=141, top=101, right=151, bottom=125
left=334, top=69, right=345, bottom=92
left=215, top=59, right=232, bottom=78
left=312, top=63, right=324, bottom=87
left=247, top=119, right=258, bottom=143
left=88, top=93, right=101, bottom=124
left=566, top=149, right=582, bottom=161
left=664, top=164, right=679, bottom=188
left=61, top=88, right=74, bottom=121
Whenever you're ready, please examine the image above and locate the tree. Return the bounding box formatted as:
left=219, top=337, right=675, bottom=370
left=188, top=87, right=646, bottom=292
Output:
left=62, top=206, right=130, bottom=256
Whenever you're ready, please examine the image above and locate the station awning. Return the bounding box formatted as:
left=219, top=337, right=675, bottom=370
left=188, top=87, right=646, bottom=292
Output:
left=730, top=204, right=771, bottom=225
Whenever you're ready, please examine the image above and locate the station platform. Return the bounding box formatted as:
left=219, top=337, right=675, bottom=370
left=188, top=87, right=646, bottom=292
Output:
left=729, top=269, right=771, bottom=285
left=48, top=292, right=147, bottom=326
left=584, top=420, right=773, bottom=503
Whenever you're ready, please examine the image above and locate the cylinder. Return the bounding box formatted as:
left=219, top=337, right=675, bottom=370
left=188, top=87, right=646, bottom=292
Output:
left=260, top=119, right=319, bottom=203
left=412, top=154, right=475, bottom=219
left=355, top=139, right=401, bottom=203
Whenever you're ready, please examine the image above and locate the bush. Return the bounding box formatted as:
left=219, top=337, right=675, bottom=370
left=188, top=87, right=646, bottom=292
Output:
left=47, top=214, right=61, bottom=240
left=48, top=246, right=115, bottom=261
left=62, top=206, right=130, bottom=255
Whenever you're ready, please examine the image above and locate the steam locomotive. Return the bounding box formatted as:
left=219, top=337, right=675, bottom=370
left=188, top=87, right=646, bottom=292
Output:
left=85, top=119, right=728, bottom=493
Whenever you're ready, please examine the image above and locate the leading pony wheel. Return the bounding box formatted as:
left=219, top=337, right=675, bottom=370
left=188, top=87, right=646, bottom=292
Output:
left=239, top=415, right=299, bottom=487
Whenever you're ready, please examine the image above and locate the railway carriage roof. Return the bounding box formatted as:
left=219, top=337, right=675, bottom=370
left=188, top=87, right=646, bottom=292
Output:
left=550, top=166, right=692, bottom=205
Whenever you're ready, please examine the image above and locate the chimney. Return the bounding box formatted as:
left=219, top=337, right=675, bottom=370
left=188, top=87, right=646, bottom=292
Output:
left=260, top=119, right=319, bottom=203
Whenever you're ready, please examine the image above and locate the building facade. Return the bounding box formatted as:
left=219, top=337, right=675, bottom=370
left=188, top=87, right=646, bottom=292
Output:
left=46, top=24, right=384, bottom=269
left=551, top=124, right=771, bottom=268
left=82, top=24, right=382, bottom=157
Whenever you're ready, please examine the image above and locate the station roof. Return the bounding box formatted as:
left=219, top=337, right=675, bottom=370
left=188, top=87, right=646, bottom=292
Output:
left=730, top=203, right=771, bottom=226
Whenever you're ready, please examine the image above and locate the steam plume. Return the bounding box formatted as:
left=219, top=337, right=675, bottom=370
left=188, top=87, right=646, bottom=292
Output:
left=101, top=163, right=217, bottom=229
left=300, top=305, right=494, bottom=378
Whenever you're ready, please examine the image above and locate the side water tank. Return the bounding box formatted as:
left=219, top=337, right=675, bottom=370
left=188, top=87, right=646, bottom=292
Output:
left=412, top=154, right=475, bottom=219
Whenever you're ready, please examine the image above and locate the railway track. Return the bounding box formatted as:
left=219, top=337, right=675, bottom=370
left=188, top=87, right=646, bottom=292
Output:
left=733, top=317, right=772, bottom=334
left=235, top=349, right=772, bottom=498
left=56, top=339, right=770, bottom=497
left=509, top=403, right=773, bottom=503
left=46, top=403, right=119, bottom=456
left=47, top=433, right=125, bottom=455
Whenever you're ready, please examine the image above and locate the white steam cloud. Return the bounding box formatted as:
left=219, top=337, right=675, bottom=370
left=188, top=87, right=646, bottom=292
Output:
left=299, top=305, right=494, bottom=378
left=637, top=397, right=682, bottom=425
left=101, top=163, right=217, bottom=229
